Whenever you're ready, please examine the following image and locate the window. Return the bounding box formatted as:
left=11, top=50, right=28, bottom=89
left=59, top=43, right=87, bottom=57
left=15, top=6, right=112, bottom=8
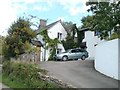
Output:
left=71, top=49, right=76, bottom=53
left=57, top=33, right=59, bottom=39
left=57, top=32, right=62, bottom=40
left=76, top=49, right=81, bottom=52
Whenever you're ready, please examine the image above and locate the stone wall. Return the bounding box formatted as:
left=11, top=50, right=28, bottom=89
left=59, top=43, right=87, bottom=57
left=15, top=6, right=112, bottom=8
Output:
left=38, top=72, right=75, bottom=88
left=10, top=52, right=37, bottom=63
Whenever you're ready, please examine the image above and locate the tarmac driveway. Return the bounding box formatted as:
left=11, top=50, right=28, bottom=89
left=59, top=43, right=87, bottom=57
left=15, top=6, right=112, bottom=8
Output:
left=39, top=60, right=119, bottom=88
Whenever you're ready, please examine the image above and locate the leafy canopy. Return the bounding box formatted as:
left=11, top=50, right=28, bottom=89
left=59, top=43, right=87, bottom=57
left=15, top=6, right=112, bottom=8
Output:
left=62, top=22, right=84, bottom=50
left=3, top=17, right=36, bottom=59
left=82, top=0, right=120, bottom=39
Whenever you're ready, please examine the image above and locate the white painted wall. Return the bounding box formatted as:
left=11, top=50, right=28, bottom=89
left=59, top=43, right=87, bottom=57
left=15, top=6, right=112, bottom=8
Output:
left=45, top=48, right=50, bottom=61
left=83, top=31, right=105, bottom=60
left=40, top=47, right=44, bottom=61
left=57, top=43, right=65, bottom=52
left=48, top=22, right=67, bottom=40
left=36, top=35, right=45, bottom=61
left=95, top=39, right=120, bottom=80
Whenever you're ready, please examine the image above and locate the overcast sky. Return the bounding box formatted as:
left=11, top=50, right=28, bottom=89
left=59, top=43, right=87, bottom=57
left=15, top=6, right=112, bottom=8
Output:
left=0, top=0, right=91, bottom=36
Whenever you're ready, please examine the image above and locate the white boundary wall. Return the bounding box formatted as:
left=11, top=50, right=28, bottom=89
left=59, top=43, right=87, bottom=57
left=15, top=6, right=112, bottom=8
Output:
left=95, top=39, right=120, bottom=80
left=83, top=31, right=106, bottom=60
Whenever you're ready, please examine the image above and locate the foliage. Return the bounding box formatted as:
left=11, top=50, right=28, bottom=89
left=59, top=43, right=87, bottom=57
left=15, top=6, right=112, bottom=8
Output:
left=2, top=17, right=36, bottom=59
left=62, top=35, right=77, bottom=50
left=62, top=21, right=74, bottom=34
left=2, top=74, right=30, bottom=88
left=0, top=35, right=5, bottom=55
left=109, top=31, right=120, bottom=40
left=2, top=61, right=58, bottom=88
left=48, top=47, right=56, bottom=60
left=39, top=29, right=60, bottom=60
left=24, top=41, right=37, bottom=53
left=62, top=22, right=84, bottom=50
left=81, top=15, right=94, bottom=29
left=0, top=74, right=2, bottom=82
left=76, top=28, right=85, bottom=47
left=84, top=0, right=120, bottom=39
left=62, top=22, right=76, bottom=50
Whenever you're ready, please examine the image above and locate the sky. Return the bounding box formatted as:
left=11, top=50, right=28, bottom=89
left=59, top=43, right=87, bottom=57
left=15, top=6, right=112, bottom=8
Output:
left=0, top=0, right=92, bottom=36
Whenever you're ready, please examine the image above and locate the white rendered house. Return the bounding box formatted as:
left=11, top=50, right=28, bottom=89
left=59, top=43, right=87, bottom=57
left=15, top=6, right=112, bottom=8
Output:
left=35, top=19, right=67, bottom=61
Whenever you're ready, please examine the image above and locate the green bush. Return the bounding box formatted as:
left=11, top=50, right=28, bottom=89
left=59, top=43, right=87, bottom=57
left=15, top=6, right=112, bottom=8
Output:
left=48, top=47, right=56, bottom=61
left=2, top=61, right=58, bottom=88
left=109, top=31, right=120, bottom=40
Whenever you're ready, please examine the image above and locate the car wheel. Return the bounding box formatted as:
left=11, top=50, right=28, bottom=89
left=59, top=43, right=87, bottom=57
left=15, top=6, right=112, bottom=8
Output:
left=81, top=55, right=86, bottom=60
left=62, top=56, right=68, bottom=61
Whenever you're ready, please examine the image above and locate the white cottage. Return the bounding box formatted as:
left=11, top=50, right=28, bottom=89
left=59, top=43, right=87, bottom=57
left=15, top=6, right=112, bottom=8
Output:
left=35, top=19, right=67, bottom=61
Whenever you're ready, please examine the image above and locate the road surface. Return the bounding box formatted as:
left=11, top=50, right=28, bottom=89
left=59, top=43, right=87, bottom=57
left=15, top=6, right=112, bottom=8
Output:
left=39, top=60, right=119, bottom=88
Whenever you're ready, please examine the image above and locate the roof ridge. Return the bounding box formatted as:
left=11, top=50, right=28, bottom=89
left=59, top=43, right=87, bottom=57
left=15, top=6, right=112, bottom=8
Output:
left=45, top=20, right=61, bottom=30
left=46, top=20, right=61, bottom=27
left=36, top=19, right=62, bottom=34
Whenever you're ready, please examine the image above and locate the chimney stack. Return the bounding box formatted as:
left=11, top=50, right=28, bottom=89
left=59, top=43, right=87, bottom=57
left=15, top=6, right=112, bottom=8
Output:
left=39, top=19, right=47, bottom=29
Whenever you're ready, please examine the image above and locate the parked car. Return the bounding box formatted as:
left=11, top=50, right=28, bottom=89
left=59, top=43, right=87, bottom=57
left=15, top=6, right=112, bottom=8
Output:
left=54, top=48, right=89, bottom=61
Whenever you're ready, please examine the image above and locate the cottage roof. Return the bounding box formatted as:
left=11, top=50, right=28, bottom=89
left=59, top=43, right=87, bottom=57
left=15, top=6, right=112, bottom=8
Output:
left=35, top=20, right=61, bottom=34
left=45, top=20, right=61, bottom=30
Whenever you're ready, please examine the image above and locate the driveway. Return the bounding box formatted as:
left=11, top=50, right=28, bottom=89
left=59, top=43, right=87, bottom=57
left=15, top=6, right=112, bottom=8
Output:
left=39, top=60, right=119, bottom=88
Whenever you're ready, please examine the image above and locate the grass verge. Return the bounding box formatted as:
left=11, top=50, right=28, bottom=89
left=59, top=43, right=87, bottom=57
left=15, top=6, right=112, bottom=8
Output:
left=2, top=74, right=29, bottom=88
left=2, top=61, right=59, bottom=89
left=0, top=73, right=2, bottom=82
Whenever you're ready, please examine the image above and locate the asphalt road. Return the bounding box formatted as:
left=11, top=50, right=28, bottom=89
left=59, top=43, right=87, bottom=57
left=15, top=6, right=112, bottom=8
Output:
left=39, top=60, right=119, bottom=88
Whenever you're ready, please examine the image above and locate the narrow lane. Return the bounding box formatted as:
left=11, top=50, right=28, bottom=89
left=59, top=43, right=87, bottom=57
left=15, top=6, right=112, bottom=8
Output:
left=39, top=60, right=119, bottom=88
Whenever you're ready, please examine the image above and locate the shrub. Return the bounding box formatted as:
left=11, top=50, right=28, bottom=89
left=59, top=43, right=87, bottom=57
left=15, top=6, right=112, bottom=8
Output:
left=109, top=31, right=120, bottom=40
left=2, top=61, right=57, bottom=88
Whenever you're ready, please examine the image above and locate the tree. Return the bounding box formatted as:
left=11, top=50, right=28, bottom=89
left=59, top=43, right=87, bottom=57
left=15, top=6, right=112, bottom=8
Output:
left=3, top=17, right=36, bottom=59
left=62, top=34, right=76, bottom=50
left=62, top=21, right=74, bottom=34
left=81, top=15, right=94, bottom=29
left=62, top=22, right=77, bottom=50
left=75, top=25, right=85, bottom=47
left=62, top=22, right=84, bottom=49
left=85, top=0, right=120, bottom=39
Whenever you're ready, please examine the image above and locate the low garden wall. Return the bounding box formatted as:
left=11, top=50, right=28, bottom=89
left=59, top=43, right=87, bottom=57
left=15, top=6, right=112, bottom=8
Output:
left=10, top=52, right=37, bottom=63
left=95, top=38, right=120, bottom=80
